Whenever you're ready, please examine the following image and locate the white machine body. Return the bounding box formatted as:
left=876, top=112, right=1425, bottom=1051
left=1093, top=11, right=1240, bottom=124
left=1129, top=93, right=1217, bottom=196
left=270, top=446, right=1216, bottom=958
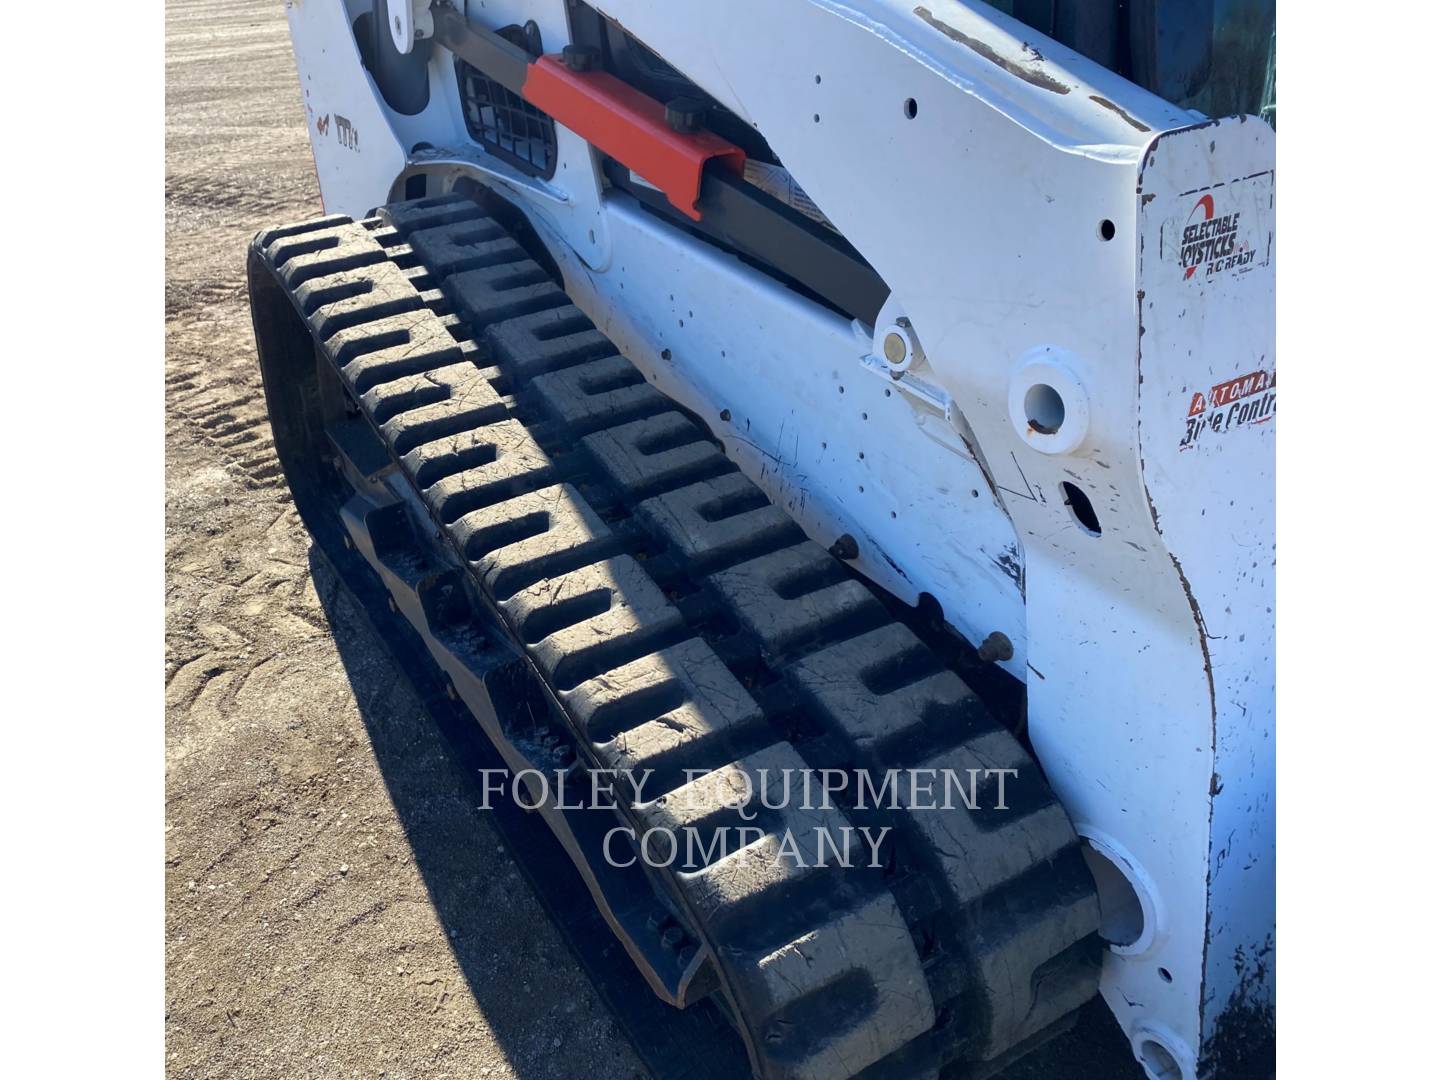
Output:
left=281, top=2, right=1276, bottom=1077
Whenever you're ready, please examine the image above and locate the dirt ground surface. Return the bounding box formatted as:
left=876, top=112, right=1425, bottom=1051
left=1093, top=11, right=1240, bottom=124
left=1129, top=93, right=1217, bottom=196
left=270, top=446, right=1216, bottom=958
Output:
left=164, top=2, right=1139, bottom=1078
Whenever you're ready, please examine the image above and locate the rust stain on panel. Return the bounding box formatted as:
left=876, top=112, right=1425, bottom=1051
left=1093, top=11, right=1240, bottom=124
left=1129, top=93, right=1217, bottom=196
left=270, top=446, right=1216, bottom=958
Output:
left=913, top=6, right=1070, bottom=94
left=1090, top=94, right=1152, bottom=132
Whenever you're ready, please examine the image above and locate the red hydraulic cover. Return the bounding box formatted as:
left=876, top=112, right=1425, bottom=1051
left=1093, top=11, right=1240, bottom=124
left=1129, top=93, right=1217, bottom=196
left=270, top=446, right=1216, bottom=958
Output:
left=522, top=55, right=746, bottom=221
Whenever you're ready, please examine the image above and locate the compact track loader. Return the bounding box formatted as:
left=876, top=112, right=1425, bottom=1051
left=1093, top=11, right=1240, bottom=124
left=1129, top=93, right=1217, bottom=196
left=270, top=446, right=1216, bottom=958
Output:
left=247, top=3, right=1276, bottom=1078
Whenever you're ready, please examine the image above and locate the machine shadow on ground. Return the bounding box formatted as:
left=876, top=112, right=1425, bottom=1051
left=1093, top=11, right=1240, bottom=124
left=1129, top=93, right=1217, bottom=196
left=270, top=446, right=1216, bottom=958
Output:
left=306, top=547, right=1141, bottom=1080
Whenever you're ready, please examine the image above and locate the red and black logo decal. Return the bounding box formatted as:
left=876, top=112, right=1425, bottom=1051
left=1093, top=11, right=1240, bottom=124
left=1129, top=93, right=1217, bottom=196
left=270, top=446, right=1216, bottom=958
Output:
left=1180, top=194, right=1254, bottom=281
left=1180, top=369, right=1275, bottom=449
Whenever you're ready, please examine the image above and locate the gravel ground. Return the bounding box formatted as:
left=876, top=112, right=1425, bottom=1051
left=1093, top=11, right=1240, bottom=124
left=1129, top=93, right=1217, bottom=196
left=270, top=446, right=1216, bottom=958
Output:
left=163, top=2, right=1138, bottom=1077
left=165, top=3, right=646, bottom=1077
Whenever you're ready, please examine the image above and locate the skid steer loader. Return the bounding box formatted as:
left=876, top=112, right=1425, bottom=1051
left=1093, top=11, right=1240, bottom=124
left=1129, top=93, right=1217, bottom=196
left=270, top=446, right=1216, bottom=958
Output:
left=246, top=2, right=1276, bottom=1078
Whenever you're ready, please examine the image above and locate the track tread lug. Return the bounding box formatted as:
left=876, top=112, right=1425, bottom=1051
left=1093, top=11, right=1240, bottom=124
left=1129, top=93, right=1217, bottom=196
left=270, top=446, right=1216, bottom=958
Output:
left=377, top=193, right=483, bottom=233
left=450, top=482, right=620, bottom=600
left=293, top=261, right=425, bottom=338
left=500, top=556, right=690, bottom=691
left=531, top=354, right=671, bottom=435
left=407, top=219, right=527, bottom=276
left=485, top=305, right=616, bottom=379
left=637, top=472, right=806, bottom=575
left=784, top=623, right=990, bottom=754
left=265, top=221, right=388, bottom=288
left=707, top=544, right=888, bottom=659
left=411, top=418, right=557, bottom=520
left=564, top=637, right=768, bottom=773
left=254, top=214, right=353, bottom=249
left=635, top=746, right=937, bottom=1078
left=444, top=260, right=570, bottom=327
left=582, top=412, right=732, bottom=502
left=323, top=310, right=465, bottom=393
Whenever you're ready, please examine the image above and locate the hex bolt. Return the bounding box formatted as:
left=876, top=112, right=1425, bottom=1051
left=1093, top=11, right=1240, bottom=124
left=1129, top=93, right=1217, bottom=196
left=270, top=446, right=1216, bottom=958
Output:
left=829, top=534, right=859, bottom=560
left=665, top=97, right=708, bottom=134
left=661, top=925, right=685, bottom=950
left=976, top=631, right=1014, bottom=664
left=561, top=44, right=599, bottom=72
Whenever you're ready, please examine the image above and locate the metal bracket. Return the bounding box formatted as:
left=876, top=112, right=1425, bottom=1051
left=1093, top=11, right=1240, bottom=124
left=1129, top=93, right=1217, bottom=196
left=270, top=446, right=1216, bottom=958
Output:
left=523, top=55, right=746, bottom=220
left=387, top=0, right=435, bottom=55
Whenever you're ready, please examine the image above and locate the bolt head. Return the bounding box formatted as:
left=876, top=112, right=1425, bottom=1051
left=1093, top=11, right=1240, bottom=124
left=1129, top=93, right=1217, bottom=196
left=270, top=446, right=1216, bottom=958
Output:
left=561, top=44, right=598, bottom=72
left=665, top=97, right=707, bottom=134
left=977, top=631, right=1014, bottom=664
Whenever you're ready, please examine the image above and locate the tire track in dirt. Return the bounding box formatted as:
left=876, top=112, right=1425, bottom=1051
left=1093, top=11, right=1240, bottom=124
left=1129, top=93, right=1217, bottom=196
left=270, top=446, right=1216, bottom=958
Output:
left=166, top=315, right=289, bottom=492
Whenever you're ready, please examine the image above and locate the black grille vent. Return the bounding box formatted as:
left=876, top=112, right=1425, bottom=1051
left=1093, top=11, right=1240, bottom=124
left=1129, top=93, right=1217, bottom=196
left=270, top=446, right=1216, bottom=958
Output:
left=455, top=60, right=558, bottom=179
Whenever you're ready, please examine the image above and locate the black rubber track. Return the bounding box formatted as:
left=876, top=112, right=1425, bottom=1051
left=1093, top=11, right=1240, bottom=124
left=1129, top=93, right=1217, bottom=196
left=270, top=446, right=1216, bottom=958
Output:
left=248, top=194, right=1102, bottom=1080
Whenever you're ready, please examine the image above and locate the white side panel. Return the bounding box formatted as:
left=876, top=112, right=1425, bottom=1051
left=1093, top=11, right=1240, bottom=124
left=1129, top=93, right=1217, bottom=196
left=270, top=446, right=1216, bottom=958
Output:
left=584, top=4, right=1273, bottom=1076
left=286, top=0, right=406, bottom=215
left=548, top=198, right=1031, bottom=673
left=1137, top=121, right=1277, bottom=1072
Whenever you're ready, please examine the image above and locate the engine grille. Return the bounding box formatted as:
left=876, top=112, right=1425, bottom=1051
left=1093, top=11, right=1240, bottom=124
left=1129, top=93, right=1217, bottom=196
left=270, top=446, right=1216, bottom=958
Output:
left=455, top=60, right=557, bottom=179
